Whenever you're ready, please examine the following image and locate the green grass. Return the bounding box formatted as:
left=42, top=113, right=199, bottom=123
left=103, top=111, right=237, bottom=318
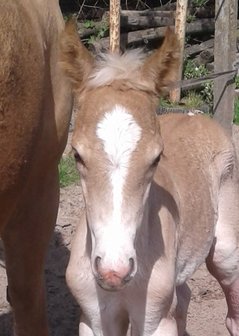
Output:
left=159, top=92, right=204, bottom=110
left=234, top=98, right=239, bottom=125
left=181, top=91, right=204, bottom=109
left=58, top=155, right=80, bottom=188
left=159, top=97, right=182, bottom=109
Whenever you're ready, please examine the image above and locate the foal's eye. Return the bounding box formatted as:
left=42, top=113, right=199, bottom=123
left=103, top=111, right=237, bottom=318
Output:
left=73, top=149, right=84, bottom=166
left=152, top=154, right=161, bottom=167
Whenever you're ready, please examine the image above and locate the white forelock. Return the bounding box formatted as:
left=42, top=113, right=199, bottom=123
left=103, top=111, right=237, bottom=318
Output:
left=88, top=49, right=146, bottom=88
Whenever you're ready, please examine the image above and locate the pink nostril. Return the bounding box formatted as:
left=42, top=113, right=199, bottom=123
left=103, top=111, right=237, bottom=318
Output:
left=94, top=257, right=135, bottom=287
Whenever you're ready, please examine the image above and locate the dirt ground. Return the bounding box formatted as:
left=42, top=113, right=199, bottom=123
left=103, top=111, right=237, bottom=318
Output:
left=0, top=124, right=239, bottom=336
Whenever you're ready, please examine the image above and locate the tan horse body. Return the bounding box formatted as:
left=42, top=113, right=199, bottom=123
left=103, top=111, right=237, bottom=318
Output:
left=0, top=1, right=72, bottom=335
left=61, top=21, right=239, bottom=336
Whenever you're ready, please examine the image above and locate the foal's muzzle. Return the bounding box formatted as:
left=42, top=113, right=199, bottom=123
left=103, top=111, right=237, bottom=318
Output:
left=94, top=256, right=135, bottom=291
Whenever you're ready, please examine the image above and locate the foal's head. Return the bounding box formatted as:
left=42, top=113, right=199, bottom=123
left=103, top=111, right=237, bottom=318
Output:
left=60, top=20, right=179, bottom=291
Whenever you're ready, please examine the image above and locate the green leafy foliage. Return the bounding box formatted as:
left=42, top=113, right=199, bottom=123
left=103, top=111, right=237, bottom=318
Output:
left=235, top=76, right=239, bottom=90
left=86, top=19, right=109, bottom=44
left=191, top=0, right=209, bottom=7
left=184, top=59, right=208, bottom=79
left=83, top=20, right=95, bottom=29
left=234, top=98, right=239, bottom=125
left=202, top=81, right=213, bottom=106
left=186, top=14, right=196, bottom=23
left=183, top=59, right=213, bottom=109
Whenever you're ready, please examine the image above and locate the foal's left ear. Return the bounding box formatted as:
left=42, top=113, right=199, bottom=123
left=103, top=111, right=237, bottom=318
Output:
left=142, top=28, right=180, bottom=94
left=60, top=19, right=94, bottom=91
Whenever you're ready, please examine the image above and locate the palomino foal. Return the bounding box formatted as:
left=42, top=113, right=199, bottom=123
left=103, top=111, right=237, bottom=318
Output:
left=61, top=21, right=239, bottom=336
left=0, top=1, right=72, bottom=335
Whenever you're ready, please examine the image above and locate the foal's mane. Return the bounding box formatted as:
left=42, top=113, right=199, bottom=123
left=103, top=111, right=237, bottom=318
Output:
left=86, top=49, right=154, bottom=93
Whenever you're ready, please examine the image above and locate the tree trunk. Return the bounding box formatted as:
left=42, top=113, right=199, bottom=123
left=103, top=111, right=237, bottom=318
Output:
left=110, top=0, right=121, bottom=52
left=170, top=0, right=188, bottom=102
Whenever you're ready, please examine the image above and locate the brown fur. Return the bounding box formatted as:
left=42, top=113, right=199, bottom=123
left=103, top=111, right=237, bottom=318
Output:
left=0, top=1, right=72, bottom=335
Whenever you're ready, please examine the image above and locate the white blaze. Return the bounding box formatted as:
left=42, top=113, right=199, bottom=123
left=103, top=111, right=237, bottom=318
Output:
left=96, top=105, right=141, bottom=264
left=96, top=105, right=141, bottom=220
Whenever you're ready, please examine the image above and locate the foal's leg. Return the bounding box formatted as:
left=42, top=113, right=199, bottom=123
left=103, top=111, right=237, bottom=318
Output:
left=2, top=167, right=59, bottom=336
left=79, top=310, right=129, bottom=336
left=148, top=285, right=190, bottom=336
left=206, top=174, right=239, bottom=336
left=150, top=317, right=178, bottom=336
left=175, top=283, right=191, bottom=335
left=79, top=314, right=94, bottom=336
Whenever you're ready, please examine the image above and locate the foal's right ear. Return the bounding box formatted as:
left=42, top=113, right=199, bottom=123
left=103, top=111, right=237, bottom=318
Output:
left=60, top=19, right=94, bottom=90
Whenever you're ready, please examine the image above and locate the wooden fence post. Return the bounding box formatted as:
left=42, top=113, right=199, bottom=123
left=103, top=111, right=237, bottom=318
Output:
left=170, top=0, right=188, bottom=103
left=213, top=0, right=238, bottom=134
left=109, top=0, right=121, bottom=53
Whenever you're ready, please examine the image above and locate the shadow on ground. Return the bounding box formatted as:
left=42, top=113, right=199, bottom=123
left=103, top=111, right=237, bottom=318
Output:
left=0, top=231, right=79, bottom=336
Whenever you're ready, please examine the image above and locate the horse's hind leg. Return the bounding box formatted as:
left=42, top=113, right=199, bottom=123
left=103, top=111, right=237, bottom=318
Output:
left=175, top=283, right=191, bottom=336
left=206, top=173, right=239, bottom=336
left=1, top=167, right=59, bottom=336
